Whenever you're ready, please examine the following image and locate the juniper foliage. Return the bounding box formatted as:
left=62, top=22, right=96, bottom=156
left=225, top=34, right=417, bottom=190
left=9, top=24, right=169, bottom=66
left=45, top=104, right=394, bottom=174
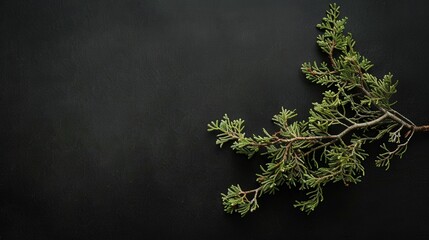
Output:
left=208, top=4, right=429, bottom=216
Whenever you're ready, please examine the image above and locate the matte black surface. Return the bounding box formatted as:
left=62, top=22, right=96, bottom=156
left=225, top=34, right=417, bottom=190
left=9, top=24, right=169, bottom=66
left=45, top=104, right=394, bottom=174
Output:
left=1, top=0, right=429, bottom=239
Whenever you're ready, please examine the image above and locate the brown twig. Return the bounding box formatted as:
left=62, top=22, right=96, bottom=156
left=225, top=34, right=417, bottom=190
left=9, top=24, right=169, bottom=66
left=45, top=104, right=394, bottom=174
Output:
left=413, top=125, right=429, bottom=132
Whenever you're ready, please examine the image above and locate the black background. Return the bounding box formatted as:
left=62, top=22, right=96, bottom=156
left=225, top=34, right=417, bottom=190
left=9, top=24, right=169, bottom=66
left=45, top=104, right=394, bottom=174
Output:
left=1, top=0, right=429, bottom=239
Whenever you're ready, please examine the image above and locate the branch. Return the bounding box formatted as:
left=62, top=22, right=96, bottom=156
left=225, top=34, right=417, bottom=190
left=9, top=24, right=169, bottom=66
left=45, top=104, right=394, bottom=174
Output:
left=414, top=125, right=429, bottom=132
left=328, top=41, right=337, bottom=67
left=211, top=4, right=429, bottom=216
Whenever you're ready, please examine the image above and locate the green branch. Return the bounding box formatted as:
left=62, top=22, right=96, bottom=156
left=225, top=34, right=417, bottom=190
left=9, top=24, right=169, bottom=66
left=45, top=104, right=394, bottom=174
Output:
left=208, top=3, right=429, bottom=217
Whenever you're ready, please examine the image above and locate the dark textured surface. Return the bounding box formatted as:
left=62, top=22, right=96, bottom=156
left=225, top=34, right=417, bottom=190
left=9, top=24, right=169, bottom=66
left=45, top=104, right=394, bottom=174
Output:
left=1, top=0, right=429, bottom=239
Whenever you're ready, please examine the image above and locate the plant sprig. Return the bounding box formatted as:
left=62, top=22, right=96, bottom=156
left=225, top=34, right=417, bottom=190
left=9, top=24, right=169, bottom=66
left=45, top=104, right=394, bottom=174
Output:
left=208, top=3, right=429, bottom=217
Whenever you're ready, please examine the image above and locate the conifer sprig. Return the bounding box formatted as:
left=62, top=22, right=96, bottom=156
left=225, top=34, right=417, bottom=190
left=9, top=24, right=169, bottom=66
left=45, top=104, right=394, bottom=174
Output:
left=208, top=3, right=429, bottom=217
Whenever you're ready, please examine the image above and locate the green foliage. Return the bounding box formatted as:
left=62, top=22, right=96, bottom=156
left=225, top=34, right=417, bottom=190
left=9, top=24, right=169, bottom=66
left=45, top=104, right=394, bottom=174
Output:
left=208, top=3, right=421, bottom=216
left=208, top=115, right=260, bottom=158
left=221, top=185, right=260, bottom=216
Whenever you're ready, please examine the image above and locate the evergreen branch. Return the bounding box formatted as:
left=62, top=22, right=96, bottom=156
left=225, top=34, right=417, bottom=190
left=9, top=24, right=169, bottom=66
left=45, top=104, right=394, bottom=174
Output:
left=208, top=3, right=429, bottom=216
